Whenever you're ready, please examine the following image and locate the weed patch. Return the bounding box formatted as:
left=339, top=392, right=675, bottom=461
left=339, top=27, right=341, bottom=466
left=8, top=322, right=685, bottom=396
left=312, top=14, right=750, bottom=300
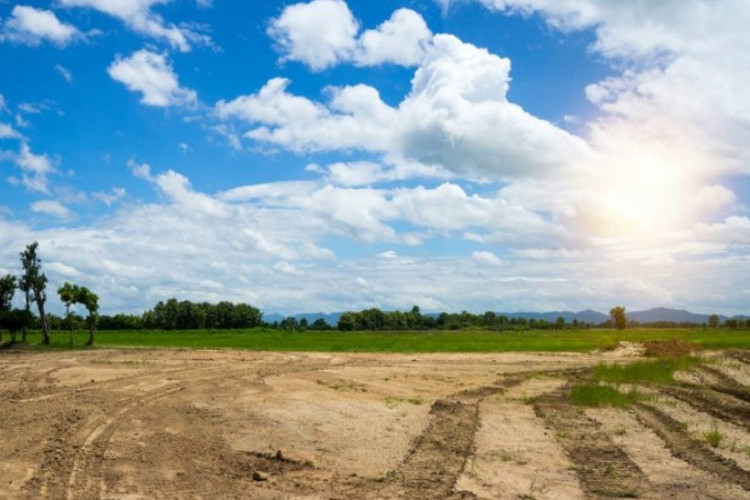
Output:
left=703, top=426, right=724, bottom=448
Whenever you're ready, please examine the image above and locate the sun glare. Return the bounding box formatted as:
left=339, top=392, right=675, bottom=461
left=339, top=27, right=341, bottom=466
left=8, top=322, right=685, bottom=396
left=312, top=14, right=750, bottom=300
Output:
left=593, top=157, right=692, bottom=239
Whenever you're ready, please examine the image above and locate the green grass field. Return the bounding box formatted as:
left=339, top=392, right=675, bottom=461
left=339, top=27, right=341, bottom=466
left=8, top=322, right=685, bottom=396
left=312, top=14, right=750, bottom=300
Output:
left=9, top=327, right=750, bottom=353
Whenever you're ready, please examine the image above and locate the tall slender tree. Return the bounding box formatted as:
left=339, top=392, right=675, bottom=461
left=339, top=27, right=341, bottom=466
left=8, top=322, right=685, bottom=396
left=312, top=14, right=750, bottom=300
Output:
left=58, top=282, right=79, bottom=345
left=20, top=242, right=50, bottom=344
left=77, top=287, right=99, bottom=346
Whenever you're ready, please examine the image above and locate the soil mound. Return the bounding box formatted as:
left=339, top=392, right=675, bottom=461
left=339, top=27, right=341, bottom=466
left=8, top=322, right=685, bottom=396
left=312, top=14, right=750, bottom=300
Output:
left=643, top=339, right=701, bottom=358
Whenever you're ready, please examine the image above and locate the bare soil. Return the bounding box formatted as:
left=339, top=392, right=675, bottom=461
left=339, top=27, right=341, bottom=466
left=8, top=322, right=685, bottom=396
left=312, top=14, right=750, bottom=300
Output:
left=1, top=347, right=749, bottom=499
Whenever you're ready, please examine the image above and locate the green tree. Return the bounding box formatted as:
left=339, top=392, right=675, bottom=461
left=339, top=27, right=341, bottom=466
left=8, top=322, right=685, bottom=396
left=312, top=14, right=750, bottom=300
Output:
left=20, top=242, right=50, bottom=344
left=58, top=282, right=79, bottom=345
left=310, top=318, right=330, bottom=330
left=337, top=312, right=356, bottom=331
left=280, top=316, right=299, bottom=331
left=708, top=314, right=720, bottom=328
left=76, top=287, right=99, bottom=346
left=609, top=306, right=627, bottom=330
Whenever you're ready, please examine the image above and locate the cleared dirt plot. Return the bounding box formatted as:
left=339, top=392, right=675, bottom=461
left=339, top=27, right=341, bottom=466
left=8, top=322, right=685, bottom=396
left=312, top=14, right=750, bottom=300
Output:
left=1, top=346, right=750, bottom=499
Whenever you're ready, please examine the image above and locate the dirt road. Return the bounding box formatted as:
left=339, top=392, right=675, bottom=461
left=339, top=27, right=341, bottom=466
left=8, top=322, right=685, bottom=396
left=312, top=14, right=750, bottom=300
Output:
left=1, top=347, right=749, bottom=499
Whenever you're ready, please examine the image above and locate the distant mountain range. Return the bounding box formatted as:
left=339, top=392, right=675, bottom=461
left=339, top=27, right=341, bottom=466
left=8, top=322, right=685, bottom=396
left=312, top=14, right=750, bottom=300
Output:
left=264, top=307, right=746, bottom=326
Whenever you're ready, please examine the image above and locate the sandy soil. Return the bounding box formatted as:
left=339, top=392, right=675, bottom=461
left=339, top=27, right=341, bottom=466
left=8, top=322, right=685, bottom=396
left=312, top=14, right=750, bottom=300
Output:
left=1, top=347, right=749, bottom=499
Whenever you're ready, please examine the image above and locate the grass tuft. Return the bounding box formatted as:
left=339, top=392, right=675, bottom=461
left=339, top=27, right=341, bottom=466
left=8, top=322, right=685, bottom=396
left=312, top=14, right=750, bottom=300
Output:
left=703, top=426, right=724, bottom=448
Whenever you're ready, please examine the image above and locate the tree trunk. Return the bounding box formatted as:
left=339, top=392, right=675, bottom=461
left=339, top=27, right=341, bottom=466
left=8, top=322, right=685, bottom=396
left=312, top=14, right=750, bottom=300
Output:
left=23, top=293, right=31, bottom=343
left=87, top=320, right=94, bottom=346
left=35, top=291, right=50, bottom=345
left=66, top=305, right=73, bottom=345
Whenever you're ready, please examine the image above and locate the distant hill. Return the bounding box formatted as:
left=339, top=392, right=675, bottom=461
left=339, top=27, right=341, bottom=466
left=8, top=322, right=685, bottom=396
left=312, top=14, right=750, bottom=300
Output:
left=628, top=307, right=711, bottom=324
left=264, top=307, right=742, bottom=326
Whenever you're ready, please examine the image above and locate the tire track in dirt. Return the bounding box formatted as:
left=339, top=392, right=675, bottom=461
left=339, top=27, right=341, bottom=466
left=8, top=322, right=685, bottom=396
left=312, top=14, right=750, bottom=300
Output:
left=633, top=403, right=750, bottom=492
left=8, top=357, right=261, bottom=403
left=25, top=379, right=188, bottom=500
left=27, top=356, right=369, bottom=499
left=357, top=373, right=549, bottom=499
left=662, top=386, right=750, bottom=432
left=65, top=384, right=186, bottom=500
left=533, top=387, right=650, bottom=498
left=9, top=353, right=340, bottom=403
left=727, top=350, right=750, bottom=365
left=61, top=358, right=342, bottom=499
left=24, top=361, right=256, bottom=499
left=696, top=365, right=750, bottom=404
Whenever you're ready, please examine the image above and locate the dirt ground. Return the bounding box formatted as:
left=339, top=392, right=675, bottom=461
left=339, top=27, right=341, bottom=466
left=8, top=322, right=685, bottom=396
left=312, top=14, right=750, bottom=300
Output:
left=1, top=346, right=749, bottom=499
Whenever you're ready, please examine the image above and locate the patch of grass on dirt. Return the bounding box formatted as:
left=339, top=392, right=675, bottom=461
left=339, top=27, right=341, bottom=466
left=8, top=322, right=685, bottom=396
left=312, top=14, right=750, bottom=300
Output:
left=593, top=357, right=701, bottom=386
left=570, top=384, right=645, bottom=408
left=591, top=487, right=639, bottom=498
left=703, top=426, right=724, bottom=448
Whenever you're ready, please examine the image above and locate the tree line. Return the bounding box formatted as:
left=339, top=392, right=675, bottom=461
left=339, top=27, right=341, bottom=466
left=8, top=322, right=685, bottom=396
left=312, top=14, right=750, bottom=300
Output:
left=98, top=298, right=262, bottom=330
left=335, top=306, right=587, bottom=331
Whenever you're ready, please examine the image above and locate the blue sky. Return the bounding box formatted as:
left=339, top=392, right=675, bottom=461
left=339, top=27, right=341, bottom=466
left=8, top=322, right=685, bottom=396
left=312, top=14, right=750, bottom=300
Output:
left=1, top=0, right=749, bottom=315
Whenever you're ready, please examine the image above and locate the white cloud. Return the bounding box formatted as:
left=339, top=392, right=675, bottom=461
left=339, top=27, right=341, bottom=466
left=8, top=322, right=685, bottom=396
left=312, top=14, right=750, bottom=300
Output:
left=314, top=159, right=450, bottom=187
left=219, top=35, right=588, bottom=182
left=18, top=102, right=41, bottom=114
left=274, top=261, right=302, bottom=276
left=694, top=216, right=750, bottom=247
left=693, top=185, right=737, bottom=215
left=1, top=5, right=83, bottom=46
left=108, top=50, right=197, bottom=107
left=55, top=64, right=73, bottom=83
left=10, top=142, right=57, bottom=193
left=268, top=1, right=432, bottom=70
left=0, top=94, right=7, bottom=113
left=354, top=8, right=432, bottom=67
left=268, top=0, right=358, bottom=71
left=60, top=0, right=204, bottom=52
left=471, top=250, right=502, bottom=266
left=93, top=187, right=126, bottom=206
left=0, top=123, right=22, bottom=140
left=221, top=180, right=319, bottom=202
left=127, top=159, right=153, bottom=180
left=152, top=170, right=228, bottom=217
left=30, top=200, right=73, bottom=220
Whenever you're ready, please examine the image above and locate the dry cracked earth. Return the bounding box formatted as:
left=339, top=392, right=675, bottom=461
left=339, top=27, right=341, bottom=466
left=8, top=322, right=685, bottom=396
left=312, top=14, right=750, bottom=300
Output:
left=1, top=346, right=749, bottom=499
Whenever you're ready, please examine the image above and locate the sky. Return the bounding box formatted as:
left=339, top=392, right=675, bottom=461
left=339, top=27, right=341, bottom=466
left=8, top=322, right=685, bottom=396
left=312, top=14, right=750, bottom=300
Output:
left=1, top=0, right=749, bottom=316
